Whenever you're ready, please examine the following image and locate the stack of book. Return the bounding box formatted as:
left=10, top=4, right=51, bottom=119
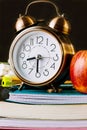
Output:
left=0, top=82, right=87, bottom=129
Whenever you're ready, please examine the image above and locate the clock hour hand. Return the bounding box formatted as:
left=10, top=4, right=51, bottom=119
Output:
left=27, top=57, right=36, bottom=61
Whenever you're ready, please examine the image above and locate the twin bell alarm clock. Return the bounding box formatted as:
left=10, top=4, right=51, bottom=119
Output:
left=9, top=0, right=75, bottom=88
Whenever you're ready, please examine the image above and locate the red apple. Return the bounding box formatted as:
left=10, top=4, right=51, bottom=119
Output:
left=70, top=50, right=87, bottom=93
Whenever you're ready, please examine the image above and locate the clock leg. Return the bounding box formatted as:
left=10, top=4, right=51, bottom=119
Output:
left=47, top=84, right=63, bottom=93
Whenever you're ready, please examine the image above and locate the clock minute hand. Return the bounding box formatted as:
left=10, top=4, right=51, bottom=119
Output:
left=36, top=54, right=42, bottom=73
left=36, top=58, right=39, bottom=73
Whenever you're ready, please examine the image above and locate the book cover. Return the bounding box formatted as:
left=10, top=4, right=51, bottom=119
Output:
left=1, top=101, right=87, bottom=120
left=1, top=118, right=87, bottom=129
left=6, top=86, right=87, bottom=105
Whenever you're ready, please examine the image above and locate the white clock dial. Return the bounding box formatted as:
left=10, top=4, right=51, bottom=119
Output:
left=10, top=27, right=63, bottom=86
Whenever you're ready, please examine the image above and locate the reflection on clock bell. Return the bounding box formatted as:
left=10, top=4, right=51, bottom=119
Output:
left=48, top=15, right=71, bottom=35
left=15, top=14, right=36, bottom=32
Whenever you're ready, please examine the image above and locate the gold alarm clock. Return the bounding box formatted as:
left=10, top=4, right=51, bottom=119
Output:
left=9, top=0, right=75, bottom=88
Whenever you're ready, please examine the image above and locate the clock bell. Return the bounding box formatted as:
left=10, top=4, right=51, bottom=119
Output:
left=15, top=0, right=71, bottom=35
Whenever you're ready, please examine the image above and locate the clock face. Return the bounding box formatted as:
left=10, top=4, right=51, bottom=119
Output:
left=10, top=27, right=63, bottom=86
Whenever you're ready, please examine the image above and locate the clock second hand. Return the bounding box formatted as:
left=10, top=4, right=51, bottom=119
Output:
left=27, top=55, right=51, bottom=61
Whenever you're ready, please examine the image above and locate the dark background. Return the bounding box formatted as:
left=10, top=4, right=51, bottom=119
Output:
left=0, top=0, right=87, bottom=62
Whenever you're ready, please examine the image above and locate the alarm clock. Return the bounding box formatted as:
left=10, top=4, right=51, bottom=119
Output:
left=9, top=0, right=75, bottom=88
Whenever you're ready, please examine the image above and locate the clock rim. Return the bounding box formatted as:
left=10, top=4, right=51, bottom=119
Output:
left=9, top=26, right=74, bottom=87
